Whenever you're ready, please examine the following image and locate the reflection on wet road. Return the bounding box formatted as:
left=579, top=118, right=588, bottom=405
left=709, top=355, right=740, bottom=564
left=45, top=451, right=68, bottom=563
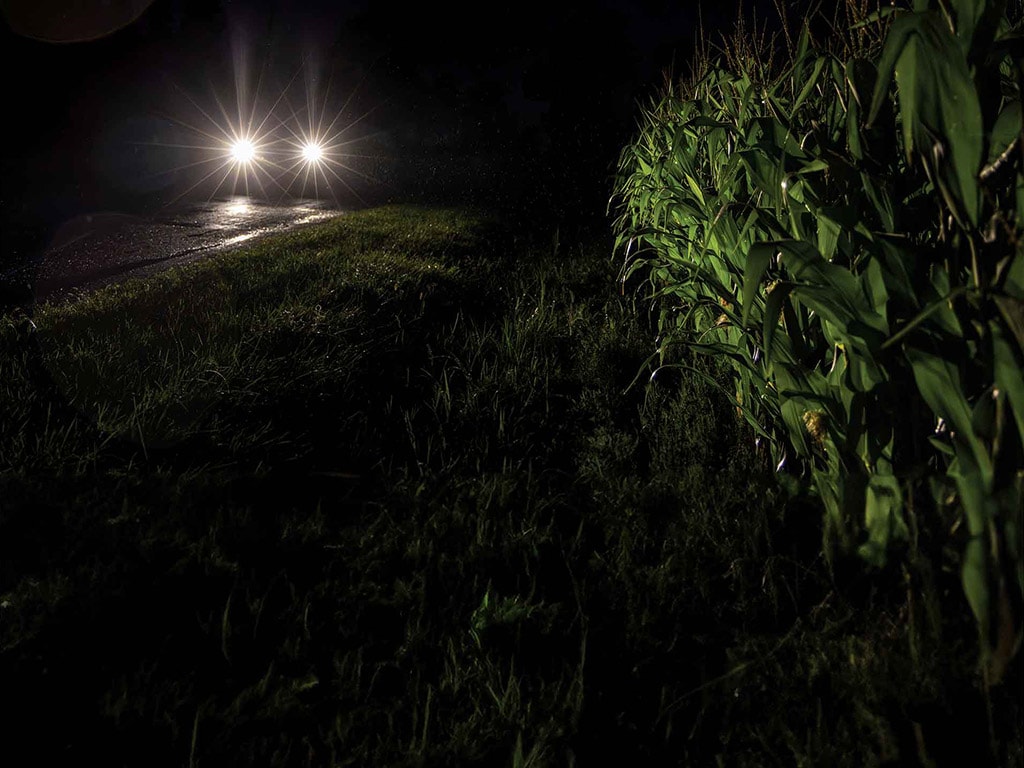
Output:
left=25, top=197, right=345, bottom=303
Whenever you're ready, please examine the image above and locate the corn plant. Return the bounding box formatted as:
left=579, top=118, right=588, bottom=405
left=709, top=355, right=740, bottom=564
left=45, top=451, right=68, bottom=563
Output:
left=612, top=0, right=1023, bottom=682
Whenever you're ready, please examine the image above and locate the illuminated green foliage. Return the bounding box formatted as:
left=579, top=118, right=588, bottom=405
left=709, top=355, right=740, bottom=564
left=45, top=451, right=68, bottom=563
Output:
left=612, top=0, right=1024, bottom=681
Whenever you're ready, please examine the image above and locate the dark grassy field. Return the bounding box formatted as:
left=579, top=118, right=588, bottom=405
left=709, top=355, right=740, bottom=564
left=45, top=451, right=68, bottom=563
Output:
left=1, top=206, right=1020, bottom=766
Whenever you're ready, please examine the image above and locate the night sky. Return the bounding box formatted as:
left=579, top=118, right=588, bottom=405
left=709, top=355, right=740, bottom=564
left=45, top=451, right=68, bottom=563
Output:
left=1, top=0, right=736, bottom=268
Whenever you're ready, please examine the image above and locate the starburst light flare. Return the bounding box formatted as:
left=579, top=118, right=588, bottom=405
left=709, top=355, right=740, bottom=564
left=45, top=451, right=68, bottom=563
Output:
left=301, top=142, right=324, bottom=164
left=231, top=139, right=257, bottom=164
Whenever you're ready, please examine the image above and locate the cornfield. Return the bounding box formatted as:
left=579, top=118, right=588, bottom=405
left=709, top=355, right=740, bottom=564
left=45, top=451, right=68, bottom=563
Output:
left=612, top=0, right=1023, bottom=683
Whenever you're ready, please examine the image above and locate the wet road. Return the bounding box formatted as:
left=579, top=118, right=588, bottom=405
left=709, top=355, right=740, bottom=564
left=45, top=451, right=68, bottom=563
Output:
left=11, top=197, right=346, bottom=304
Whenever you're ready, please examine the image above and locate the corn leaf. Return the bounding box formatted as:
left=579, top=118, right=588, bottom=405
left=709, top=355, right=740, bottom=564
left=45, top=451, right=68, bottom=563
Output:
left=993, top=321, right=1024, bottom=446
left=905, top=345, right=993, bottom=487
left=988, top=100, right=1021, bottom=162
left=858, top=472, right=908, bottom=567
left=793, top=56, right=827, bottom=116
left=742, top=243, right=775, bottom=327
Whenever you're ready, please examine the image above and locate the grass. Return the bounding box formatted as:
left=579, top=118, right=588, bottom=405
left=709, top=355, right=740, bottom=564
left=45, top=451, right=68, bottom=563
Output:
left=1, top=205, right=1020, bottom=766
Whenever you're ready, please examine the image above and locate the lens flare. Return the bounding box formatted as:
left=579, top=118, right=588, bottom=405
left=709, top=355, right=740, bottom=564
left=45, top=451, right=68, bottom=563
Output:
left=145, top=49, right=384, bottom=206
left=301, top=142, right=323, bottom=164
left=231, top=139, right=257, bottom=164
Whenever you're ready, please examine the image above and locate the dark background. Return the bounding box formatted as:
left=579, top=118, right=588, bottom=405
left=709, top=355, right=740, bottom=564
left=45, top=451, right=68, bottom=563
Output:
left=0, top=0, right=734, bottom=272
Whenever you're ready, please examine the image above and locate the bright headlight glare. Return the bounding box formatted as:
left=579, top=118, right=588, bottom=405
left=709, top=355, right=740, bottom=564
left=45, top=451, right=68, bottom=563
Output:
left=231, top=139, right=256, bottom=163
left=301, top=142, right=323, bottom=163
